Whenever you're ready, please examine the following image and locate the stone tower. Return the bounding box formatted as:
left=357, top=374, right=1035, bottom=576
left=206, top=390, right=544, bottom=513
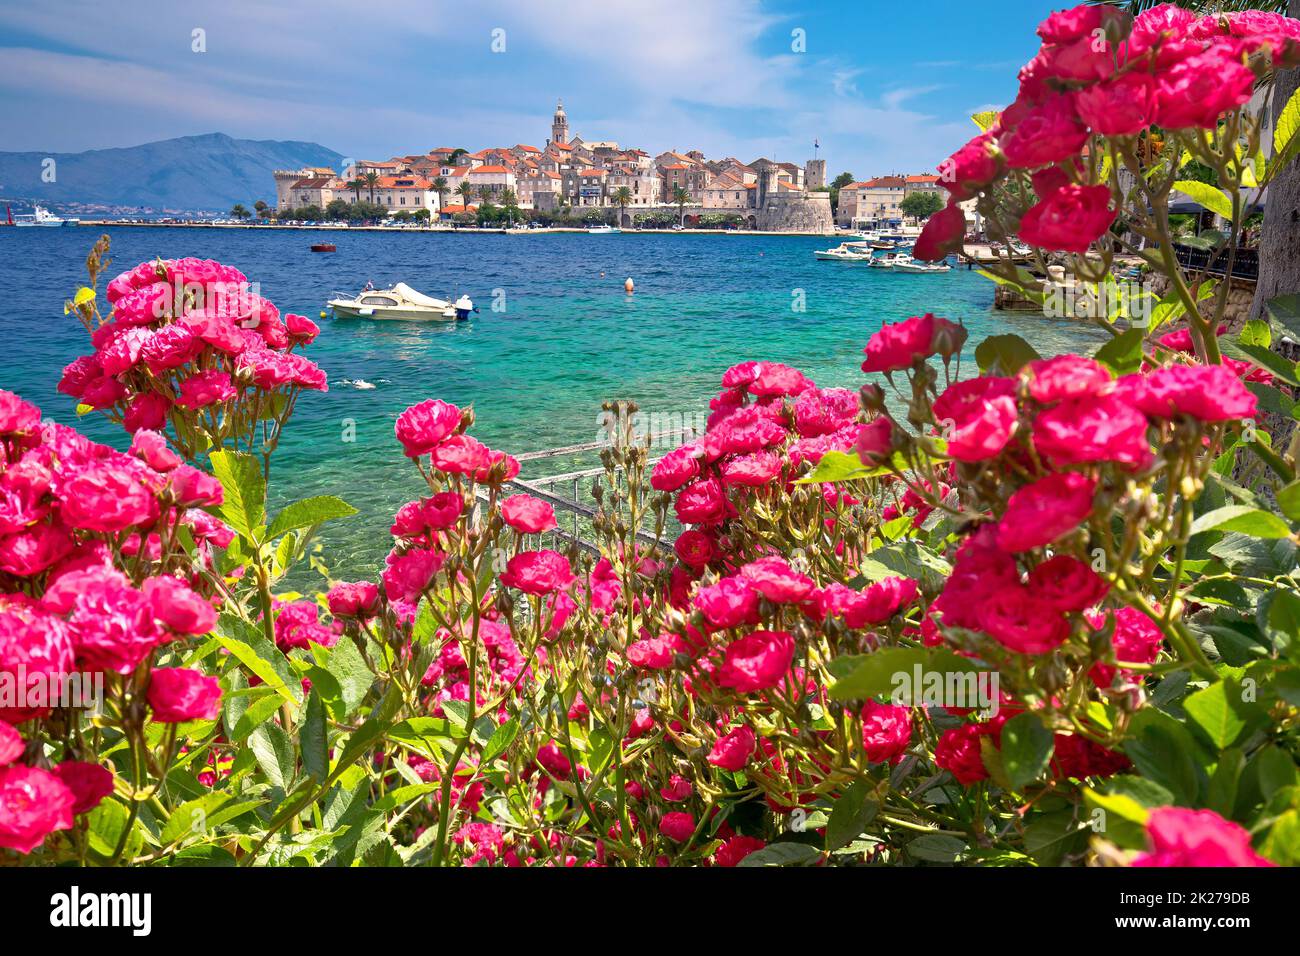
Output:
left=551, top=99, right=569, bottom=145
left=806, top=159, right=827, bottom=190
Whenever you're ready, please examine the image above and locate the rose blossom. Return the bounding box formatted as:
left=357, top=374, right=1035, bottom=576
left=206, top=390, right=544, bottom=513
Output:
left=716, top=630, right=795, bottom=693
left=997, top=472, right=1097, bottom=553
left=146, top=667, right=222, bottom=722
left=0, top=764, right=76, bottom=853
left=51, top=761, right=113, bottom=815
left=1133, top=808, right=1274, bottom=867
left=932, top=376, right=1019, bottom=462
left=714, top=834, right=766, bottom=866
left=913, top=200, right=967, bottom=261
left=860, top=700, right=912, bottom=764
left=977, top=586, right=1070, bottom=654
left=739, top=556, right=815, bottom=604
left=935, top=724, right=989, bottom=786
left=862, top=313, right=960, bottom=374
left=999, top=94, right=1089, bottom=169
left=1019, top=184, right=1118, bottom=253
left=499, top=550, right=575, bottom=595
left=394, top=399, right=462, bottom=458
left=501, top=494, right=558, bottom=534
left=176, top=369, right=237, bottom=409
left=673, top=529, right=716, bottom=568
left=651, top=444, right=701, bottom=492
left=1027, top=554, right=1109, bottom=612
left=708, top=725, right=757, bottom=771
left=0, top=721, right=24, bottom=766
left=1124, top=363, right=1257, bottom=422
left=1026, top=355, right=1112, bottom=404
left=1154, top=44, right=1256, bottom=130
left=1074, top=72, right=1156, bottom=136
left=327, top=581, right=381, bottom=619
left=1033, top=394, right=1151, bottom=467
left=658, top=811, right=696, bottom=843
left=57, top=465, right=157, bottom=533
left=694, top=576, right=760, bottom=630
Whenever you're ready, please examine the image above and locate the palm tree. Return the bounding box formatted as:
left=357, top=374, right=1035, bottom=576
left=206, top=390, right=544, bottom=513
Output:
left=349, top=179, right=364, bottom=202
left=498, top=187, right=519, bottom=225
left=230, top=203, right=251, bottom=220
left=456, top=180, right=477, bottom=210
left=432, top=176, right=449, bottom=212
left=612, top=186, right=633, bottom=227
left=363, top=171, right=379, bottom=204
left=671, top=186, right=691, bottom=227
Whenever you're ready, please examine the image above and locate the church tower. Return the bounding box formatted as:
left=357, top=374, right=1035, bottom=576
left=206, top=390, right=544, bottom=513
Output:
left=551, top=99, right=569, bottom=145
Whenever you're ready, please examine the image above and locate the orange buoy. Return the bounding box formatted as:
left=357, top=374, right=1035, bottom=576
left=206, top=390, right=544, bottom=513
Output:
left=624, top=277, right=634, bottom=293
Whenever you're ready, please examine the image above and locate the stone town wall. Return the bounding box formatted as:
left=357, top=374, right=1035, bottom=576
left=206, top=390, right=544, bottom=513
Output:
left=757, top=193, right=834, bottom=233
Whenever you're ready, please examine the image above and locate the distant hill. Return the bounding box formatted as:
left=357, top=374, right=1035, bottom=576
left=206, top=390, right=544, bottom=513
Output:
left=0, top=133, right=343, bottom=214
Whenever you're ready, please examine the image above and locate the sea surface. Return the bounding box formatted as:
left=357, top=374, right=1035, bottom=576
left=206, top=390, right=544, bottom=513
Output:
left=0, top=226, right=1107, bottom=577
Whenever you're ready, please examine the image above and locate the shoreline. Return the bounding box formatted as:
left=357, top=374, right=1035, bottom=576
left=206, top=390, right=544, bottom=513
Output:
left=3, top=221, right=843, bottom=238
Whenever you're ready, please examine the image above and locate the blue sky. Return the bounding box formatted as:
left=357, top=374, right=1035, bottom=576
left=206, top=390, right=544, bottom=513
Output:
left=0, top=0, right=1065, bottom=180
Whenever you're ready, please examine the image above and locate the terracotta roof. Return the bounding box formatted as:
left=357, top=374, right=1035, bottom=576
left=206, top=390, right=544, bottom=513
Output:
left=471, top=165, right=512, bottom=174
left=291, top=177, right=336, bottom=189
left=551, top=142, right=573, bottom=151
left=906, top=174, right=940, bottom=184
left=660, top=163, right=689, bottom=170
left=441, top=204, right=477, bottom=213
left=376, top=176, right=432, bottom=189
left=514, top=144, right=541, bottom=152
left=863, top=176, right=907, bottom=188
left=579, top=169, right=606, bottom=177
left=446, top=165, right=471, bottom=176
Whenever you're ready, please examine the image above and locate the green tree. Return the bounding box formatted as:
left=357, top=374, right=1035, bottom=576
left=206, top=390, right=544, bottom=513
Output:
left=830, top=171, right=855, bottom=213
left=363, top=171, right=379, bottom=204
left=498, top=187, right=519, bottom=225
left=611, top=185, right=633, bottom=226
left=230, top=203, right=251, bottom=220
left=456, top=180, right=477, bottom=210
left=253, top=200, right=269, bottom=218
left=348, top=179, right=364, bottom=202
left=432, top=176, right=449, bottom=212
left=671, top=186, right=691, bottom=226
left=325, top=198, right=350, bottom=221
left=900, top=191, right=945, bottom=220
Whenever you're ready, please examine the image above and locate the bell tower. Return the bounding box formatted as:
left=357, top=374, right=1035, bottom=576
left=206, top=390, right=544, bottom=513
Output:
left=551, top=99, right=569, bottom=146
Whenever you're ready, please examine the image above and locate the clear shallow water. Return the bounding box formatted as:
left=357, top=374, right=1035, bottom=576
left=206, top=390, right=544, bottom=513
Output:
left=0, top=227, right=1106, bottom=576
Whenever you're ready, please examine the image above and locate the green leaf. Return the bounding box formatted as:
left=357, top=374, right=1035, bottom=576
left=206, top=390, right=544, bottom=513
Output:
left=160, top=792, right=233, bottom=845
left=971, top=109, right=999, bottom=132
left=1189, top=505, right=1291, bottom=540
left=1240, top=319, right=1272, bottom=349
left=265, top=495, right=357, bottom=541
left=1278, top=482, right=1300, bottom=522
left=325, top=636, right=373, bottom=718
left=481, top=718, right=520, bottom=765
left=1094, top=328, right=1144, bottom=375
left=1000, top=713, right=1055, bottom=791
left=208, top=451, right=266, bottom=541
left=798, top=449, right=879, bottom=485
left=828, top=646, right=988, bottom=703
left=249, top=720, right=296, bottom=791
left=1173, top=180, right=1233, bottom=221
left=230, top=692, right=283, bottom=741
left=1123, top=720, right=1203, bottom=805
left=1023, top=811, right=1086, bottom=865
left=1274, top=83, right=1300, bottom=159
left=826, top=780, right=879, bottom=851
left=907, top=833, right=967, bottom=863
left=1265, top=293, right=1300, bottom=339
left=738, top=842, right=824, bottom=867
left=975, top=334, right=1041, bottom=375
left=300, top=689, right=329, bottom=782
left=370, top=782, right=442, bottom=813
left=215, top=615, right=303, bottom=705
left=1184, top=680, right=1256, bottom=749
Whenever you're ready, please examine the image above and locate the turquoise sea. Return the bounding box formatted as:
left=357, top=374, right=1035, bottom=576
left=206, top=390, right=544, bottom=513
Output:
left=0, top=227, right=1107, bottom=576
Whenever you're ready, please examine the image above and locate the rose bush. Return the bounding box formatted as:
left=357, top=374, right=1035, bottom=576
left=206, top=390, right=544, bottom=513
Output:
left=2, top=3, right=1299, bottom=867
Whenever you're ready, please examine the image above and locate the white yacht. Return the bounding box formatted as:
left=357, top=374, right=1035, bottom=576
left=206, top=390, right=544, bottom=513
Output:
left=587, top=225, right=621, bottom=234
left=894, top=259, right=953, bottom=274
left=13, top=205, right=80, bottom=227
left=328, top=283, right=475, bottom=321
left=869, top=252, right=914, bottom=269
left=814, top=242, right=875, bottom=262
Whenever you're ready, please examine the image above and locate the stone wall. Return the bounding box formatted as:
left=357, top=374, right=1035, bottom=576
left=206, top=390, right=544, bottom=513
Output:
left=1148, top=274, right=1258, bottom=332
left=757, top=193, right=834, bottom=233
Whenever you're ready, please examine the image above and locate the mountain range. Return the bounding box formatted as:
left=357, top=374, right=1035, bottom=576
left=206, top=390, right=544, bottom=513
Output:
left=0, top=133, right=343, bottom=215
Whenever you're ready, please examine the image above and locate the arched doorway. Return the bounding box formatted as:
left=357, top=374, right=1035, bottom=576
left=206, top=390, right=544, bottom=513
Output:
left=620, top=212, right=632, bottom=228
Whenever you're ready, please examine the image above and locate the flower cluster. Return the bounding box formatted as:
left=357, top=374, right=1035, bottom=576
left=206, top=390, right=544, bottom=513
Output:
left=59, top=253, right=326, bottom=458
left=0, top=390, right=225, bottom=855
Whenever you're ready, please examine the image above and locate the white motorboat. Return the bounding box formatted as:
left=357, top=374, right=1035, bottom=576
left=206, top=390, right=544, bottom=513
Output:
left=894, top=259, right=952, bottom=274
left=869, top=252, right=914, bottom=269
left=814, top=242, right=875, bottom=262
left=328, top=283, right=475, bottom=321
left=588, top=225, right=621, bottom=234
left=13, top=205, right=80, bottom=227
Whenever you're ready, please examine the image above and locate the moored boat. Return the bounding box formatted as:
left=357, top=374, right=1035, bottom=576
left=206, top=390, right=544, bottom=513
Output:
left=328, top=283, right=475, bottom=321
left=869, top=252, right=914, bottom=269
left=814, top=242, right=875, bottom=262
left=311, top=242, right=336, bottom=252
left=13, top=205, right=80, bottom=227
left=893, top=259, right=952, bottom=274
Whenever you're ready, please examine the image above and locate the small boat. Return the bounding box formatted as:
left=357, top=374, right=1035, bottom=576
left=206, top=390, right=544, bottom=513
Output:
left=328, top=283, right=475, bottom=321
left=13, top=205, right=80, bottom=227
left=588, top=225, right=621, bottom=234
left=869, top=252, right=913, bottom=269
left=814, top=242, right=875, bottom=262
left=310, top=242, right=336, bottom=252
left=894, top=259, right=952, bottom=274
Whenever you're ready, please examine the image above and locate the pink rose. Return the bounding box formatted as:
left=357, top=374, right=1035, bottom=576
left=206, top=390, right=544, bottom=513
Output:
left=674, top=476, right=729, bottom=526
left=1089, top=606, right=1165, bottom=688
left=0, top=721, right=24, bottom=766
left=1027, top=355, right=1113, bottom=404
left=626, top=633, right=688, bottom=669
left=146, top=667, right=222, bottom=722
left=285, top=313, right=320, bottom=344
left=977, top=586, right=1070, bottom=654
left=651, top=445, right=701, bottom=492
left=1019, top=184, right=1117, bottom=253
left=51, top=761, right=114, bottom=815
left=143, top=575, right=218, bottom=635
left=1154, top=44, right=1256, bottom=130
left=861, top=700, right=912, bottom=764
left=855, top=416, right=896, bottom=466
left=429, top=434, right=492, bottom=476
left=999, top=94, right=1089, bottom=169
left=1033, top=394, right=1151, bottom=467
left=130, top=429, right=181, bottom=472
left=937, top=132, right=1004, bottom=201
left=176, top=369, right=237, bottom=409
left=658, top=811, right=696, bottom=843
left=913, top=200, right=967, bottom=261
left=499, top=549, right=574, bottom=595
left=935, top=724, right=989, bottom=786
left=58, top=466, right=158, bottom=533
left=716, top=630, right=796, bottom=693
left=394, top=399, right=462, bottom=458
left=1027, top=554, right=1109, bottom=612
left=0, top=764, right=76, bottom=853
left=673, top=529, right=716, bottom=568
left=739, top=556, right=815, bottom=604
left=0, top=391, right=40, bottom=436
left=0, top=602, right=76, bottom=722
left=862, top=313, right=961, bottom=374
left=1125, top=364, right=1257, bottom=422
left=694, top=576, right=760, bottom=630
left=1133, top=808, right=1275, bottom=867
left=932, top=376, right=1019, bottom=462
left=169, top=464, right=223, bottom=507
left=327, top=581, right=381, bottom=619
left=382, top=547, right=446, bottom=602
left=997, top=471, right=1097, bottom=553
left=1075, top=72, right=1156, bottom=136
left=501, top=494, right=558, bottom=534
left=714, top=834, right=766, bottom=866
left=123, top=392, right=171, bottom=433
left=708, top=725, right=757, bottom=771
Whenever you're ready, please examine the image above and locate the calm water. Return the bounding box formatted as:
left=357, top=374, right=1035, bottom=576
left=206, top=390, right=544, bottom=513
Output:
left=0, top=226, right=1106, bottom=576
